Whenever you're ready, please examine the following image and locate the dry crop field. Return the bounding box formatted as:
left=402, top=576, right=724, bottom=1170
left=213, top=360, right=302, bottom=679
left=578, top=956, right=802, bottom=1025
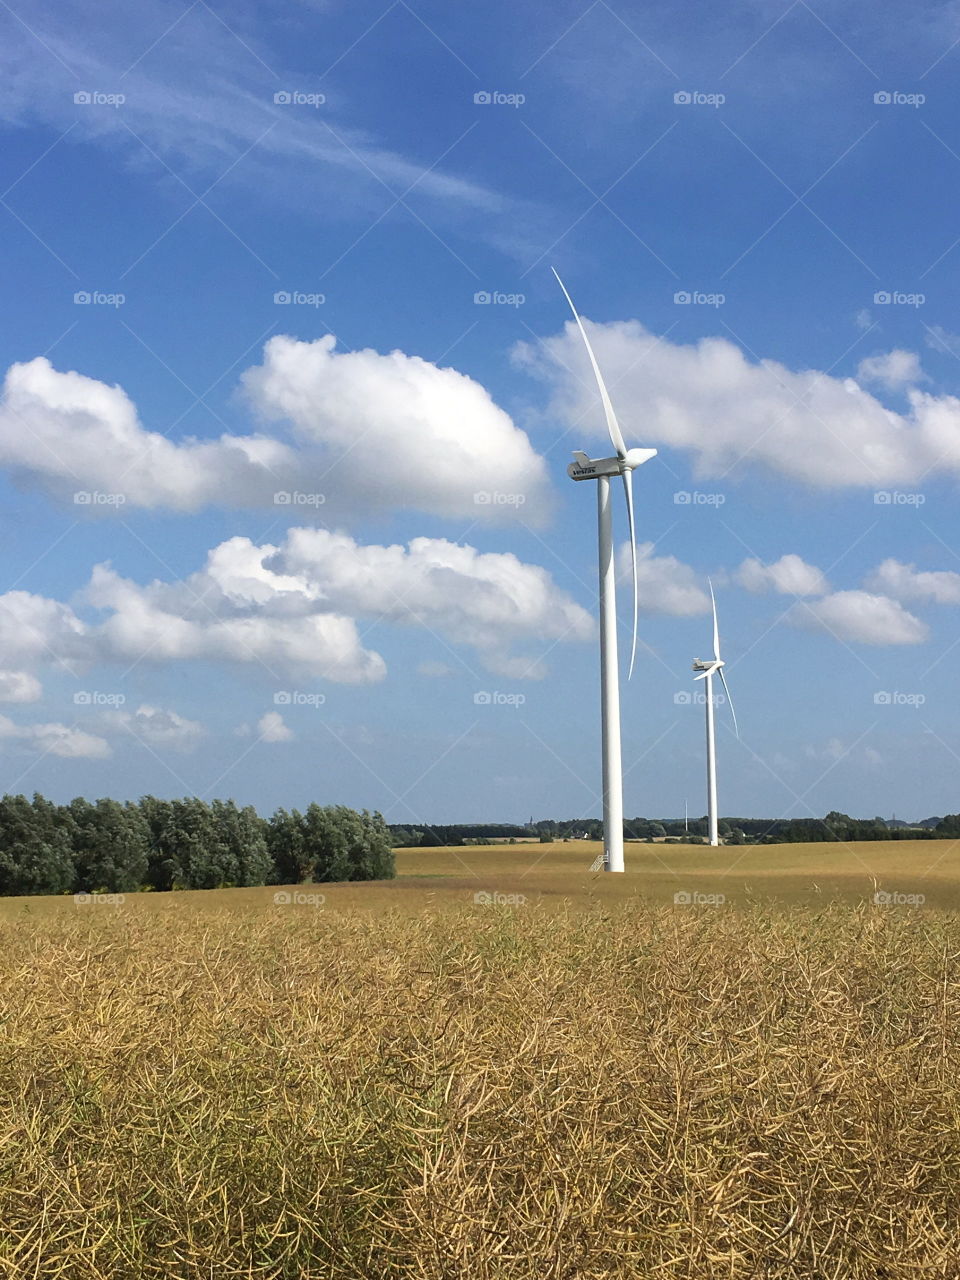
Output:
left=2, top=840, right=960, bottom=1277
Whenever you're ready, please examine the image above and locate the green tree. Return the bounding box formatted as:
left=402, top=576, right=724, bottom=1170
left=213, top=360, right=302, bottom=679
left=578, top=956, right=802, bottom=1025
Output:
left=0, top=793, right=74, bottom=896
left=266, top=807, right=311, bottom=884
left=70, top=797, right=150, bottom=893
left=210, top=799, right=271, bottom=886
left=297, top=805, right=395, bottom=883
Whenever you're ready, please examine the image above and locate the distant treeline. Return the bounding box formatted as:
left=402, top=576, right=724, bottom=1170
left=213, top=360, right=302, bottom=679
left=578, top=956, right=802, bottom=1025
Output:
left=391, top=812, right=958, bottom=847
left=0, top=794, right=395, bottom=897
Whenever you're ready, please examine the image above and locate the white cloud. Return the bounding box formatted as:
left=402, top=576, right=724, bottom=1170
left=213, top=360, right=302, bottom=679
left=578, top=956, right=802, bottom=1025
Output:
left=737, top=554, right=829, bottom=597
left=242, top=336, right=551, bottom=524
left=864, top=558, right=960, bottom=606
left=0, top=342, right=550, bottom=523
left=0, top=529, right=589, bottom=683
left=856, top=350, right=925, bottom=391
left=804, top=738, right=883, bottom=767
left=258, top=711, right=293, bottom=742
left=0, top=0, right=532, bottom=245
left=0, top=357, right=295, bottom=512
left=616, top=542, right=710, bottom=615
left=515, top=317, right=960, bottom=489
left=0, top=671, right=42, bottom=702
left=854, top=309, right=874, bottom=332
left=0, top=715, right=110, bottom=758
left=273, top=528, right=593, bottom=672
left=0, top=590, right=87, bottom=670
left=105, top=704, right=206, bottom=752
left=792, top=590, right=928, bottom=645
left=82, top=559, right=386, bottom=684
left=925, top=326, right=960, bottom=357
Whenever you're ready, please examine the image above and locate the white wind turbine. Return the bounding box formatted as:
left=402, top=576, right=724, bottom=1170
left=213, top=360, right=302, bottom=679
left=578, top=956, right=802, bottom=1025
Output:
left=554, top=269, right=657, bottom=873
left=692, top=580, right=739, bottom=847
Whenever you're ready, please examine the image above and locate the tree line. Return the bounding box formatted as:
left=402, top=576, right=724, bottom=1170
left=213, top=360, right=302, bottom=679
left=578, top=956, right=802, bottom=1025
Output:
left=390, top=812, right=952, bottom=846
left=0, top=794, right=395, bottom=897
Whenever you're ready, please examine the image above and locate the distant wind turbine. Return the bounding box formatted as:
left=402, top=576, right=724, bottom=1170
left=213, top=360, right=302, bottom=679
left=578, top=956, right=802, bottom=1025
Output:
left=692, top=581, right=739, bottom=847
left=554, top=269, right=657, bottom=873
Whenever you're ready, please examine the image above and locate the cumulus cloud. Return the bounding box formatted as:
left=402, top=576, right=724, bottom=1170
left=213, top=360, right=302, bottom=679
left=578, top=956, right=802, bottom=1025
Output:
left=737, top=554, right=829, bottom=597
left=0, top=716, right=110, bottom=758
left=792, top=590, right=928, bottom=645
left=616, top=542, right=710, bottom=615
left=0, top=358, right=295, bottom=511
left=0, top=339, right=550, bottom=523
left=267, top=528, right=593, bottom=676
left=82, top=560, right=385, bottom=684
left=242, top=335, right=550, bottom=523
left=515, top=317, right=960, bottom=489
left=864, top=558, right=960, bottom=605
left=856, top=350, right=925, bottom=391
left=104, top=704, right=206, bottom=752
left=0, top=529, right=589, bottom=683
left=258, top=711, right=293, bottom=742
left=0, top=590, right=87, bottom=670
left=0, top=671, right=42, bottom=702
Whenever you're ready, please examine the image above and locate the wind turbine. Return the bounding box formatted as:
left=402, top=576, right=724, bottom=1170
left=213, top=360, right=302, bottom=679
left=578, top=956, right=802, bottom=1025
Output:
left=554, top=269, right=657, bottom=873
left=692, top=581, right=738, bottom=847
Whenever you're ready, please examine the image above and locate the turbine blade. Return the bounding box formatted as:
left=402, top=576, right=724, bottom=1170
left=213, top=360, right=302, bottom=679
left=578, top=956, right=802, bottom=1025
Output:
left=709, top=578, right=720, bottom=663
left=693, top=664, right=719, bottom=682
left=717, top=666, right=739, bottom=739
left=622, top=468, right=639, bottom=679
left=552, top=267, right=628, bottom=459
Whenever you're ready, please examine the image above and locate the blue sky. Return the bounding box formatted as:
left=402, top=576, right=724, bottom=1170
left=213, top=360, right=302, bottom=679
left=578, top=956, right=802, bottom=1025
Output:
left=1, top=0, right=960, bottom=825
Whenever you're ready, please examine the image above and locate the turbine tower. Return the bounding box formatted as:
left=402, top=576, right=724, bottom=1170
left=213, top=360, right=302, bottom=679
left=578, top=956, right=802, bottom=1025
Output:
left=554, top=269, right=656, bottom=873
left=692, top=581, right=738, bottom=847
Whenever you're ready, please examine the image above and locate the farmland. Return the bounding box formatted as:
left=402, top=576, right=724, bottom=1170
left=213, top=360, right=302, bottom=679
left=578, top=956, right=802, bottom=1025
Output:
left=2, top=839, right=959, bottom=1277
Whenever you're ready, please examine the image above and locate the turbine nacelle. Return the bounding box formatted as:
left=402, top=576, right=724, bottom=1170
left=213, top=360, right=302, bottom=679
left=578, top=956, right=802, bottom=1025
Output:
left=568, top=447, right=657, bottom=482
left=692, top=658, right=723, bottom=678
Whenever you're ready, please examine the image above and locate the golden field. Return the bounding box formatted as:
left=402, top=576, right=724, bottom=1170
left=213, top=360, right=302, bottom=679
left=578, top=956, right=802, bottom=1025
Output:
left=2, top=839, right=960, bottom=1277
